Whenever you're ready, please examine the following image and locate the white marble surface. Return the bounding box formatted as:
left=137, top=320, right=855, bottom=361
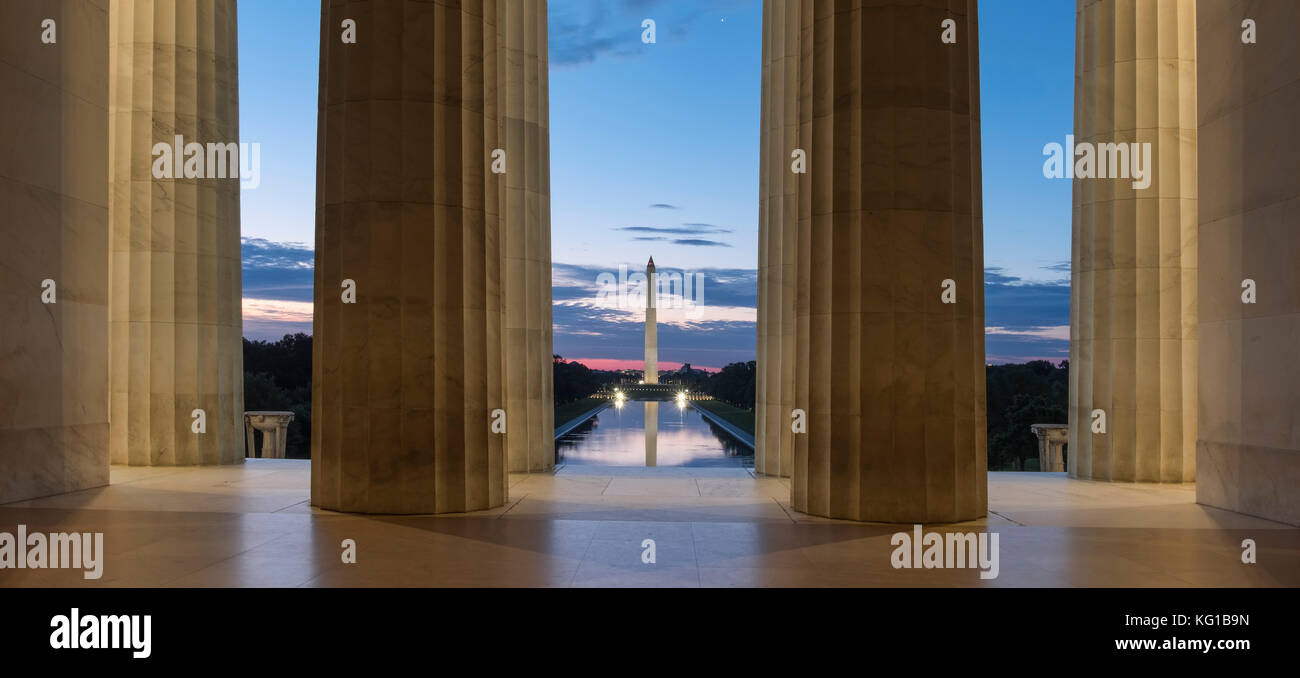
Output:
left=1195, top=0, right=1300, bottom=527
left=0, top=0, right=111, bottom=504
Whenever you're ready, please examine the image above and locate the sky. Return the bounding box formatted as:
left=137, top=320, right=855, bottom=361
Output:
left=238, top=0, right=1076, bottom=369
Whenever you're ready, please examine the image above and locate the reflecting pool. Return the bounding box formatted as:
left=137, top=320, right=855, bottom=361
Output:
left=556, top=400, right=753, bottom=467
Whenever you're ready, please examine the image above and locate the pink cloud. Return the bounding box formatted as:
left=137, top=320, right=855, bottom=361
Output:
left=564, top=358, right=720, bottom=373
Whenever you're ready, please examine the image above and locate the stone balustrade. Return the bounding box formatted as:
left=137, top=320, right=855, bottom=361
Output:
left=244, top=412, right=295, bottom=460
left=1031, top=424, right=1069, bottom=473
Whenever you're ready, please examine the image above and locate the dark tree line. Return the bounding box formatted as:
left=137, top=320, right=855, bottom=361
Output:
left=986, top=360, right=1069, bottom=470
left=703, top=360, right=756, bottom=410
left=678, top=358, right=1066, bottom=470
left=241, top=338, right=1065, bottom=469
left=552, top=356, right=620, bottom=405
left=243, top=334, right=312, bottom=458
left=658, top=363, right=712, bottom=391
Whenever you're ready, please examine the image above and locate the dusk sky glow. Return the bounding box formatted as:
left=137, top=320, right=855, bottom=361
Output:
left=238, top=0, right=1076, bottom=367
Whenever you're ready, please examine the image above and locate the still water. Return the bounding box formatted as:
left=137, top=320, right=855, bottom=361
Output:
left=556, top=401, right=753, bottom=467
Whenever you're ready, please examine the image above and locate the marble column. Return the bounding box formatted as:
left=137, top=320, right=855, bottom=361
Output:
left=1069, top=0, right=1197, bottom=482
left=1196, top=1, right=1300, bottom=525
left=0, top=0, right=110, bottom=503
left=312, top=0, right=506, bottom=514
left=755, top=0, right=799, bottom=478
left=498, top=0, right=554, bottom=473
left=775, top=0, right=987, bottom=523
left=107, top=0, right=244, bottom=466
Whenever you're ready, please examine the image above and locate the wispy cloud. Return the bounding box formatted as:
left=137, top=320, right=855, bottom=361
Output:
left=242, top=299, right=313, bottom=340
left=649, top=203, right=681, bottom=210
left=616, top=223, right=736, bottom=249
left=550, top=261, right=756, bottom=366
left=242, top=237, right=314, bottom=304
left=549, top=0, right=751, bottom=67
left=986, top=326, right=1071, bottom=341
left=239, top=242, right=1068, bottom=366
left=242, top=238, right=315, bottom=339
left=984, top=267, right=1071, bottom=364
left=617, top=225, right=734, bottom=235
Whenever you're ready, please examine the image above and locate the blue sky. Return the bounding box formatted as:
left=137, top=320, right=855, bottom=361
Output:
left=238, top=0, right=1076, bottom=368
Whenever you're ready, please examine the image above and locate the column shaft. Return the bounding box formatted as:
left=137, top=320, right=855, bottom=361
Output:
left=773, top=0, right=987, bottom=522
left=1069, top=0, right=1197, bottom=482
left=108, top=0, right=244, bottom=466
left=756, top=0, right=799, bottom=478
left=312, top=0, right=505, bottom=514
left=1196, top=1, right=1300, bottom=525
left=499, top=0, right=554, bottom=473
left=0, top=0, right=111, bottom=502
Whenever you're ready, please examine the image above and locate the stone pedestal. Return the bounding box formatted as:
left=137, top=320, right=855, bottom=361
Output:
left=312, top=0, right=507, bottom=514
left=1068, top=0, right=1197, bottom=482
left=244, top=412, right=294, bottom=459
left=762, top=0, right=987, bottom=523
left=1195, top=1, right=1300, bottom=526
left=107, top=0, right=244, bottom=466
left=0, top=0, right=111, bottom=503
left=1031, top=424, right=1069, bottom=472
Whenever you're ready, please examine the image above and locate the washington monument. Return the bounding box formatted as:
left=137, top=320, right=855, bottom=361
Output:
left=644, top=256, right=657, bottom=384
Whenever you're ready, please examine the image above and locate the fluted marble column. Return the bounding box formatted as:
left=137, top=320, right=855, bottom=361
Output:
left=755, top=0, right=799, bottom=478
left=1069, top=0, right=1197, bottom=482
left=776, top=0, right=987, bottom=523
left=0, top=0, right=110, bottom=503
left=108, top=0, right=244, bottom=466
left=498, top=0, right=553, bottom=473
left=312, top=0, right=506, bottom=514
left=1196, top=1, right=1300, bottom=525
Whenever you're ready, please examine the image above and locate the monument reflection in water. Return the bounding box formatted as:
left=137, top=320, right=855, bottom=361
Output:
left=556, top=401, right=753, bottom=467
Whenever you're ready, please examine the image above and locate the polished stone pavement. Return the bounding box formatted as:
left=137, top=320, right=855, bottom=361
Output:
left=0, top=461, right=1295, bottom=588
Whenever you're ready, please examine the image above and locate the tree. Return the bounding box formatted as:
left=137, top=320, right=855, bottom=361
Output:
left=985, top=361, right=1069, bottom=470
left=243, top=335, right=313, bottom=458
left=552, top=356, right=619, bottom=404
left=706, top=361, right=756, bottom=410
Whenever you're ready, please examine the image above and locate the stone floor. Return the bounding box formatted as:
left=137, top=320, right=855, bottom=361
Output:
left=0, top=460, right=1295, bottom=587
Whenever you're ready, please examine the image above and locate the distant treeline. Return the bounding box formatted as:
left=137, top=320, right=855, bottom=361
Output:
left=662, top=358, right=1067, bottom=470
left=986, top=360, right=1069, bottom=470
left=242, top=339, right=1066, bottom=467
left=658, top=361, right=756, bottom=410
left=243, top=334, right=313, bottom=458
left=550, top=356, right=758, bottom=411
left=552, top=356, right=622, bottom=405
